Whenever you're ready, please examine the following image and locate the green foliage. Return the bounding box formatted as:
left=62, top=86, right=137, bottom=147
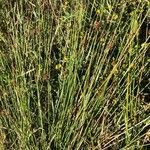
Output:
left=0, top=0, right=150, bottom=149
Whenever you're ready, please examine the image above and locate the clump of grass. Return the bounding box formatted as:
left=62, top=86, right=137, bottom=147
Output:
left=0, top=0, right=150, bottom=149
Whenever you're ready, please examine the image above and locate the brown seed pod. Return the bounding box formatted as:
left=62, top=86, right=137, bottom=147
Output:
left=93, top=20, right=101, bottom=30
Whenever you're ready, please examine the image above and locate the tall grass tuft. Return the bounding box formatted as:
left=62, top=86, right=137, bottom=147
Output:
left=0, top=0, right=150, bottom=149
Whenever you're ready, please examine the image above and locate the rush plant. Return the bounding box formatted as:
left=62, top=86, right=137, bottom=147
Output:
left=0, top=0, right=150, bottom=149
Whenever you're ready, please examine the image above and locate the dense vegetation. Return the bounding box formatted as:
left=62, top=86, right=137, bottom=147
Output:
left=0, top=0, right=150, bottom=149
